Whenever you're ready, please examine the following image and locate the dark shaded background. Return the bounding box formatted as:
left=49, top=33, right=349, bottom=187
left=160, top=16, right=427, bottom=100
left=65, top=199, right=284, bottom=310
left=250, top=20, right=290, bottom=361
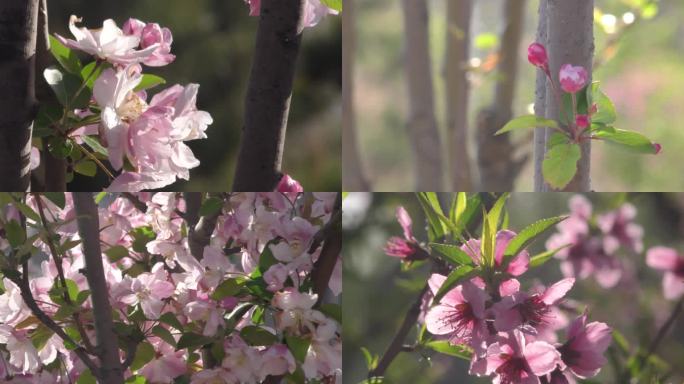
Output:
left=343, top=193, right=684, bottom=383
left=49, top=0, right=340, bottom=191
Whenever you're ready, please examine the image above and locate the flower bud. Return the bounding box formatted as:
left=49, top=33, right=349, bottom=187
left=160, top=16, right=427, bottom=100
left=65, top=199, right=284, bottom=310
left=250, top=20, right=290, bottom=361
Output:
left=527, top=42, right=548, bottom=68
left=276, top=174, right=303, bottom=193
left=575, top=114, right=590, bottom=129
left=559, top=64, right=588, bottom=94
left=653, top=143, right=662, bottom=154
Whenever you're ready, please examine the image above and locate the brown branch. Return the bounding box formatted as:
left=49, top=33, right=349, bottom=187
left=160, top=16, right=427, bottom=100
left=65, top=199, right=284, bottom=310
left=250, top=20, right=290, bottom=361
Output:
left=232, top=0, right=305, bottom=191
left=73, top=192, right=124, bottom=384
left=636, top=295, right=684, bottom=374
left=188, top=193, right=222, bottom=261
left=310, top=193, right=342, bottom=303
left=0, top=0, right=40, bottom=191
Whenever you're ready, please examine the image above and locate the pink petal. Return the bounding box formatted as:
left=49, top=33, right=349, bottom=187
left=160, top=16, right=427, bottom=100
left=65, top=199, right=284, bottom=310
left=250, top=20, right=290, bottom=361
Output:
left=663, top=272, right=684, bottom=300
left=541, top=278, right=575, bottom=305
left=646, top=247, right=680, bottom=271
left=499, top=278, right=520, bottom=297
left=425, top=305, right=458, bottom=335
left=396, top=206, right=413, bottom=240
left=494, top=230, right=516, bottom=265
left=524, top=341, right=560, bottom=376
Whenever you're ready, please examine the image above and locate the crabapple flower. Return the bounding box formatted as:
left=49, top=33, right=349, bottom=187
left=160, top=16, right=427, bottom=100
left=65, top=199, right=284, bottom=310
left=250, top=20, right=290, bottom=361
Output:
left=527, top=42, right=548, bottom=71
left=384, top=206, right=424, bottom=260
left=276, top=173, right=304, bottom=193
left=245, top=0, right=338, bottom=29
left=123, top=18, right=176, bottom=67
left=597, top=202, right=644, bottom=254
left=556, top=312, right=612, bottom=379
left=0, top=326, right=40, bottom=374
left=462, top=230, right=530, bottom=277
left=425, top=275, right=490, bottom=352
left=119, top=263, right=175, bottom=319
left=138, top=339, right=187, bottom=382
left=485, top=330, right=560, bottom=384
left=260, top=344, right=297, bottom=379
left=646, top=246, right=684, bottom=300
left=559, top=64, right=588, bottom=94
left=56, top=16, right=158, bottom=65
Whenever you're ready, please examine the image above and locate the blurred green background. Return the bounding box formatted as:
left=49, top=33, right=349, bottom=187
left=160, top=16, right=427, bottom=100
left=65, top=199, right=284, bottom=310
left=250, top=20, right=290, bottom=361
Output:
left=343, top=193, right=684, bottom=383
left=50, top=0, right=340, bottom=191
left=351, top=0, right=683, bottom=191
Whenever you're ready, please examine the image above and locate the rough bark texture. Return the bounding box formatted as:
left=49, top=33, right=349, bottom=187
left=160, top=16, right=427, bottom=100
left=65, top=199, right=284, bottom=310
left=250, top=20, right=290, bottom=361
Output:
left=533, top=0, right=548, bottom=192
left=444, top=0, right=473, bottom=191
left=401, top=0, right=444, bottom=191
left=476, top=0, right=526, bottom=191
left=342, top=0, right=370, bottom=191
left=0, top=0, right=39, bottom=191
left=545, top=0, right=594, bottom=191
left=232, top=0, right=304, bottom=192
left=73, top=193, right=124, bottom=384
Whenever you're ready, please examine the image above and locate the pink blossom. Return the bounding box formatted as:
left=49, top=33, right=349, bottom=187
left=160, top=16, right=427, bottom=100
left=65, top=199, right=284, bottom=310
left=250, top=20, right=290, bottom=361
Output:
left=122, top=18, right=175, bottom=66
left=646, top=246, right=684, bottom=300
left=425, top=275, right=490, bottom=352
left=264, top=263, right=290, bottom=292
left=493, top=278, right=575, bottom=333
left=139, top=340, right=186, bottom=382
left=485, top=330, right=561, bottom=384
left=597, top=203, right=643, bottom=254
left=556, top=312, right=612, bottom=379
left=260, top=344, right=296, bottom=379
left=575, top=114, right=589, bottom=129
left=462, top=230, right=530, bottom=277
left=119, top=263, right=175, bottom=319
left=527, top=42, right=548, bottom=70
left=276, top=173, right=303, bottom=193
left=245, top=0, right=338, bottom=28
left=384, top=206, right=424, bottom=260
left=559, top=64, right=588, bottom=94
left=653, top=143, right=662, bottom=154
left=0, top=326, right=40, bottom=374
left=56, top=16, right=158, bottom=65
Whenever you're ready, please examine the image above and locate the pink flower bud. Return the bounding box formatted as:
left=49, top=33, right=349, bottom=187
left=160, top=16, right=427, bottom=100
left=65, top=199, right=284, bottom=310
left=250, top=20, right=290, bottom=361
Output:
left=245, top=0, right=261, bottom=16
left=276, top=174, right=303, bottom=193
left=122, top=18, right=145, bottom=37
left=575, top=114, right=589, bottom=129
left=559, top=64, right=588, bottom=94
left=527, top=42, right=548, bottom=68
left=589, top=103, right=598, bottom=115
left=653, top=143, right=662, bottom=154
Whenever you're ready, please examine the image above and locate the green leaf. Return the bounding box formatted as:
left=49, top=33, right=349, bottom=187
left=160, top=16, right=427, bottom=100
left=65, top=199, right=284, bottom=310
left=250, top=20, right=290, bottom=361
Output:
left=130, top=226, right=156, bottom=252
left=547, top=132, right=569, bottom=149
left=77, top=369, right=97, bottom=384
left=81, top=135, right=109, bottom=157
left=434, top=265, right=477, bottom=303
left=159, top=312, right=184, bottom=332
left=64, top=279, right=79, bottom=302
left=360, top=347, right=376, bottom=370
left=318, top=303, right=342, bottom=323
left=80, top=61, right=107, bottom=90
left=258, top=244, right=278, bottom=272
left=74, top=160, right=97, bottom=177
left=502, top=216, right=568, bottom=265
left=44, top=193, right=66, bottom=209
left=430, top=243, right=474, bottom=266
left=130, top=342, right=155, bottom=371
left=486, top=193, right=509, bottom=240
left=48, top=136, right=74, bottom=159
left=152, top=325, right=177, bottom=347
left=286, top=335, right=311, bottom=363
left=240, top=326, right=278, bottom=346
left=320, top=0, right=342, bottom=12
left=134, top=74, right=166, bottom=92
left=416, top=193, right=449, bottom=241
left=529, top=244, right=570, bottom=268
left=30, top=324, right=54, bottom=351
left=593, top=127, right=658, bottom=154
left=425, top=341, right=472, bottom=360
left=125, top=375, right=148, bottom=384
left=210, top=279, right=241, bottom=300
left=13, top=200, right=41, bottom=222
left=105, top=245, right=130, bottom=262
left=199, top=197, right=223, bottom=217
left=449, top=192, right=467, bottom=228
left=481, top=210, right=494, bottom=267
left=591, top=83, right=617, bottom=124
left=4, top=220, right=25, bottom=248
left=49, top=35, right=82, bottom=75
left=43, top=66, right=90, bottom=109
left=474, top=33, right=499, bottom=50
left=542, top=143, right=581, bottom=189
left=176, top=332, right=213, bottom=351
left=560, top=83, right=591, bottom=126
left=75, top=290, right=91, bottom=306
left=495, top=115, right=559, bottom=135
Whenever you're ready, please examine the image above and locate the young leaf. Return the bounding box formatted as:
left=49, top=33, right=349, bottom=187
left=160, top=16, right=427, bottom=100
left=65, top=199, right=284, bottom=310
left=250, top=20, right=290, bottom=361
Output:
left=449, top=192, right=467, bottom=228
left=286, top=335, right=311, bottom=363
left=319, top=303, right=342, bottom=323
left=49, top=36, right=82, bottom=75
left=81, top=136, right=109, bottom=157
left=591, top=83, right=617, bottom=124
left=105, top=245, right=130, bottom=262
left=416, top=193, right=450, bottom=241
left=44, top=193, right=66, bottom=209
left=495, top=115, right=559, bottom=135
left=434, top=265, right=477, bottom=303
left=176, top=332, right=213, bottom=351
left=360, top=347, right=377, bottom=370
left=429, top=243, right=474, bottom=267
left=320, top=0, right=342, bottom=11
left=76, top=369, right=97, bottom=384
left=542, top=143, right=581, bottom=189
left=130, top=342, right=155, bottom=370
left=64, top=279, right=79, bottom=302
left=74, top=160, right=97, bottom=177
left=593, top=128, right=659, bottom=154
left=159, top=312, right=184, bottom=331
left=30, top=324, right=54, bottom=351
left=424, top=340, right=473, bottom=360
left=199, top=197, right=223, bottom=217
left=80, top=61, right=108, bottom=90
left=502, top=216, right=568, bottom=264
left=134, top=74, right=166, bottom=92
left=152, top=325, right=177, bottom=347
left=529, top=244, right=571, bottom=268
left=240, top=326, right=278, bottom=346
left=44, top=66, right=90, bottom=109
left=4, top=220, right=25, bottom=248
left=210, top=279, right=241, bottom=300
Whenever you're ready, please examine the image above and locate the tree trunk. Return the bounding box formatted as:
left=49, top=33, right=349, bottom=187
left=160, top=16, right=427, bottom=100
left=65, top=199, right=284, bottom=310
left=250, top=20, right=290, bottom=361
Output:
left=232, top=0, right=304, bottom=192
left=72, top=193, right=124, bottom=384
left=0, top=0, right=39, bottom=191
left=342, top=0, right=370, bottom=191
left=544, top=0, right=594, bottom=191
left=533, top=0, right=548, bottom=192
left=476, top=0, right=526, bottom=191
left=444, top=0, right=473, bottom=191
left=401, top=0, right=444, bottom=191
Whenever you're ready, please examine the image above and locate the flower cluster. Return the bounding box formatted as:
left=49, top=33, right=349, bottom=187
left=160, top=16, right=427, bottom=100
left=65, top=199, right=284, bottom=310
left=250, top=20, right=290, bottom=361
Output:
left=54, top=16, right=212, bottom=191
left=244, top=0, right=339, bottom=28
left=385, top=205, right=612, bottom=383
left=0, top=192, right=340, bottom=383
left=647, top=246, right=684, bottom=300
left=547, top=195, right=643, bottom=288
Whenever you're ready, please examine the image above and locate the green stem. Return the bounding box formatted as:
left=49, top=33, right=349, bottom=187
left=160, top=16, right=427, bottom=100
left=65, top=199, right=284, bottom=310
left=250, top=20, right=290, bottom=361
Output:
left=69, top=138, right=115, bottom=180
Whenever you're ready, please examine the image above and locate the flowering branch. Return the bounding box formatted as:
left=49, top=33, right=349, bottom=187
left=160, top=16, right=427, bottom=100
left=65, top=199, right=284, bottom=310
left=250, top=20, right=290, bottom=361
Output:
left=73, top=192, right=125, bottom=384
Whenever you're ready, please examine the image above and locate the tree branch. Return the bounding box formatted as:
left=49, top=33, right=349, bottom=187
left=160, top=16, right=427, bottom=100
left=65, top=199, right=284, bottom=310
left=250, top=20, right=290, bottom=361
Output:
left=188, top=193, right=223, bottom=261
left=310, top=193, right=342, bottom=303
left=232, top=0, right=305, bottom=191
left=73, top=192, right=124, bottom=384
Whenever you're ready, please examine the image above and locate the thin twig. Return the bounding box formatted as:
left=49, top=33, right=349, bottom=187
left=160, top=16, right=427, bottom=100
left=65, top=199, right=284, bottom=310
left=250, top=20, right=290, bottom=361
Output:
left=635, top=295, right=684, bottom=373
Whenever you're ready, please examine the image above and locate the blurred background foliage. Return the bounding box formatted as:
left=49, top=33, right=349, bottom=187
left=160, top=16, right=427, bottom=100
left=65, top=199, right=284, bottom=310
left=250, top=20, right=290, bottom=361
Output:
left=50, top=0, right=340, bottom=191
left=352, top=0, right=684, bottom=191
left=343, top=193, right=684, bottom=383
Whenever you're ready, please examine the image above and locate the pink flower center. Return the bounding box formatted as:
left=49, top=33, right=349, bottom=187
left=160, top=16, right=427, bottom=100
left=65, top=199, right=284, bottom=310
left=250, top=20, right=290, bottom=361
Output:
left=557, top=342, right=582, bottom=367
left=441, top=303, right=476, bottom=340
left=495, top=355, right=530, bottom=384
left=517, top=295, right=551, bottom=327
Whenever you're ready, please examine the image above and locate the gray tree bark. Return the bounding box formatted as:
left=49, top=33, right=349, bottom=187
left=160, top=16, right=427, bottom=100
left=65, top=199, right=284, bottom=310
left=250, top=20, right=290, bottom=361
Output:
left=476, top=0, right=527, bottom=192
left=232, top=0, right=304, bottom=191
left=342, top=0, right=370, bottom=191
left=73, top=193, right=125, bottom=384
left=444, top=0, right=473, bottom=191
left=533, top=0, right=548, bottom=192
left=0, top=0, right=39, bottom=191
left=544, top=0, right=594, bottom=191
left=401, top=0, right=444, bottom=191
